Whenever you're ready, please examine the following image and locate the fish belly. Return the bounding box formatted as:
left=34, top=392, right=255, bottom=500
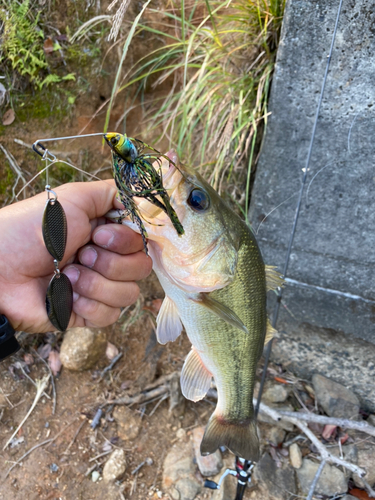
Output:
left=151, top=233, right=266, bottom=461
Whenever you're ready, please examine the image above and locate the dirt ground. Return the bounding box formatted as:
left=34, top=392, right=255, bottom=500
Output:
left=0, top=272, right=211, bottom=500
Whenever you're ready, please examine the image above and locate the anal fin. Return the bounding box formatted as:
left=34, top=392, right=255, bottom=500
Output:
left=156, top=296, right=183, bottom=345
left=190, top=293, right=248, bottom=334
left=181, top=348, right=212, bottom=402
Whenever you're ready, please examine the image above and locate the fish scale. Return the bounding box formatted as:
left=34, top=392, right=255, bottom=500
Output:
left=107, top=153, right=277, bottom=461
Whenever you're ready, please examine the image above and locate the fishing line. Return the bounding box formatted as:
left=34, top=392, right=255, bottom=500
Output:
left=254, top=0, right=345, bottom=418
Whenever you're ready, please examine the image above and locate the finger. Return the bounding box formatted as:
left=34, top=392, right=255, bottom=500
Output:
left=72, top=295, right=121, bottom=328
left=63, top=265, right=140, bottom=308
left=92, top=223, right=146, bottom=254
left=56, top=180, right=117, bottom=221
left=78, top=245, right=152, bottom=281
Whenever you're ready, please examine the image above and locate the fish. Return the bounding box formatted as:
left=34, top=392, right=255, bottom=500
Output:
left=107, top=151, right=282, bottom=461
left=104, top=133, right=184, bottom=249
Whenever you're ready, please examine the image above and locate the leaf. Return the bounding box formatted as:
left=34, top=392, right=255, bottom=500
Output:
left=38, top=343, right=52, bottom=359
left=48, top=350, right=62, bottom=376
left=322, top=424, right=337, bottom=440
left=339, top=433, right=349, bottom=444
left=43, top=37, right=54, bottom=54
left=349, top=488, right=372, bottom=500
left=2, top=108, right=15, bottom=126
left=23, top=354, right=34, bottom=365
left=62, top=73, right=76, bottom=81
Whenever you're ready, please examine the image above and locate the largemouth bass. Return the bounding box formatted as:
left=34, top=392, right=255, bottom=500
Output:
left=108, top=151, right=280, bottom=461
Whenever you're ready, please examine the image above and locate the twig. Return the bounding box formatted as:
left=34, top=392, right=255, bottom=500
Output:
left=291, top=419, right=364, bottom=476
left=276, top=410, right=375, bottom=438
left=0, top=144, right=27, bottom=202
left=100, top=352, right=123, bottom=379
left=19, top=365, right=51, bottom=400
left=62, top=420, right=86, bottom=454
left=3, top=375, right=50, bottom=450
left=148, top=393, right=168, bottom=417
left=89, top=449, right=113, bottom=462
left=143, top=372, right=179, bottom=391
left=45, top=418, right=79, bottom=448
left=103, top=385, right=169, bottom=406
left=4, top=438, right=54, bottom=478
left=306, top=460, right=326, bottom=500
left=32, top=348, right=57, bottom=415
left=5, top=418, right=80, bottom=478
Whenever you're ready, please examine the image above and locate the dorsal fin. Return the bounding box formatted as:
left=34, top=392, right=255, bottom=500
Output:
left=265, top=265, right=284, bottom=291
left=180, top=348, right=212, bottom=402
left=190, top=293, right=249, bottom=334
left=156, top=296, right=183, bottom=345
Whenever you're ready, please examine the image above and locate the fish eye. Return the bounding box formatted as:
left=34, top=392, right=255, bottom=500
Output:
left=187, top=188, right=210, bottom=212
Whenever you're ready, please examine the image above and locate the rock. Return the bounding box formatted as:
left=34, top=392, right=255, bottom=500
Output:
left=103, top=449, right=126, bottom=482
left=176, top=428, right=186, bottom=440
left=367, top=414, right=375, bottom=426
left=192, top=426, right=223, bottom=476
left=257, top=403, right=295, bottom=431
left=253, top=452, right=297, bottom=500
left=113, top=406, right=141, bottom=441
left=289, top=443, right=302, bottom=469
left=60, top=327, right=107, bottom=371
left=248, top=487, right=272, bottom=500
left=312, top=374, right=360, bottom=419
left=162, top=441, right=201, bottom=500
left=296, top=459, right=348, bottom=496
left=268, top=427, right=286, bottom=446
left=352, top=444, right=375, bottom=488
left=341, top=496, right=359, bottom=500
left=259, top=424, right=286, bottom=446
left=174, top=478, right=200, bottom=500
left=263, top=382, right=290, bottom=404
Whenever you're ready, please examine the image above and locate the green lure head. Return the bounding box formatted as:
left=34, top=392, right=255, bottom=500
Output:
left=104, top=132, right=138, bottom=163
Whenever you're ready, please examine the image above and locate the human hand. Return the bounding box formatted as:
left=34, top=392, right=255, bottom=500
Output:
left=0, top=181, right=152, bottom=333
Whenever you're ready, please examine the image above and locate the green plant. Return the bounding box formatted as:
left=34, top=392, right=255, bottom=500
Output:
left=0, top=0, right=75, bottom=89
left=108, top=0, right=285, bottom=217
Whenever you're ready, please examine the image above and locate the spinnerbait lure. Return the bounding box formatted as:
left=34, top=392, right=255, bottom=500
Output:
left=104, top=133, right=184, bottom=254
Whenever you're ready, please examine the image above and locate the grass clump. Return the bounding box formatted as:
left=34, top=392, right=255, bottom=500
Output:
left=111, top=0, right=285, bottom=216
left=0, top=0, right=75, bottom=90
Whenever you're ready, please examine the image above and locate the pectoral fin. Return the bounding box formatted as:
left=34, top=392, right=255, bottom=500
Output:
left=156, top=296, right=183, bottom=345
left=180, top=348, right=212, bottom=402
left=190, top=293, right=249, bottom=334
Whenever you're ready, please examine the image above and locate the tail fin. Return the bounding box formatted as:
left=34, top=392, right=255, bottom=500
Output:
left=200, top=413, right=259, bottom=461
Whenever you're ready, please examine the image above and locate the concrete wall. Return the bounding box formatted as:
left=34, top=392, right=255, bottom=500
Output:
left=249, top=0, right=375, bottom=407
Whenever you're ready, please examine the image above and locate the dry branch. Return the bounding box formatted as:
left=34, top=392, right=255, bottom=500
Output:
left=3, top=375, right=50, bottom=450
left=277, top=410, right=375, bottom=438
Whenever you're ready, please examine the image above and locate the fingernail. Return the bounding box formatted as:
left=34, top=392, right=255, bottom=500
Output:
left=64, top=266, right=80, bottom=285
left=80, top=247, right=97, bottom=268
left=93, top=228, right=114, bottom=248
left=73, top=292, right=79, bottom=303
